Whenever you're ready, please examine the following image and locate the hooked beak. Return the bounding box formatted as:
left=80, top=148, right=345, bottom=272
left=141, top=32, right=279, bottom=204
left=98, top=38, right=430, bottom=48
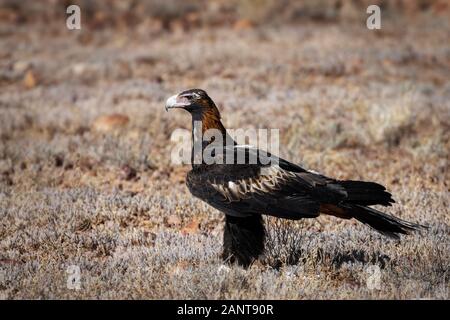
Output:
left=165, top=94, right=190, bottom=111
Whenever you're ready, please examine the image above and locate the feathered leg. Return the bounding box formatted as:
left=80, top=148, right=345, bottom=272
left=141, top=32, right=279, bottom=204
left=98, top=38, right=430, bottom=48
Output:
left=222, top=214, right=265, bottom=268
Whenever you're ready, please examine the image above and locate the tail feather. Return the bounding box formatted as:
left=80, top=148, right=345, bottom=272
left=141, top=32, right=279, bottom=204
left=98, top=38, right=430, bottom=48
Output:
left=324, top=180, right=425, bottom=239
left=349, top=205, right=425, bottom=239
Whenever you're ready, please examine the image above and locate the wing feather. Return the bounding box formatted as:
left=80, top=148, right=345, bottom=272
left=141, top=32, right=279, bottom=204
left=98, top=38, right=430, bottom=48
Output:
left=188, top=145, right=348, bottom=219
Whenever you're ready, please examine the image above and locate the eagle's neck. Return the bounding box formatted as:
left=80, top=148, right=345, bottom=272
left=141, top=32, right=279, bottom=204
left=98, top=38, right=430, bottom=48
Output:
left=191, top=110, right=234, bottom=168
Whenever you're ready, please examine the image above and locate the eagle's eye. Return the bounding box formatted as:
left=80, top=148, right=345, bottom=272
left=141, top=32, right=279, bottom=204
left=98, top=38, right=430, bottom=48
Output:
left=180, top=92, right=201, bottom=100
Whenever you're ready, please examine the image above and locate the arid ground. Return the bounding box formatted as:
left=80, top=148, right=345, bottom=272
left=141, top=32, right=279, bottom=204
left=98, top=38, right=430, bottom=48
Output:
left=0, top=1, right=449, bottom=299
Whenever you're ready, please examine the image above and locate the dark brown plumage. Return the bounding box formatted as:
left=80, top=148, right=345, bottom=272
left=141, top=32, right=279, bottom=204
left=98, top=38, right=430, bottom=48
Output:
left=166, top=88, right=425, bottom=268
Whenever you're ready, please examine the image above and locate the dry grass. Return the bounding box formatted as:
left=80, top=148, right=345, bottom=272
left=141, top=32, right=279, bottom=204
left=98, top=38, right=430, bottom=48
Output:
left=0, top=3, right=449, bottom=299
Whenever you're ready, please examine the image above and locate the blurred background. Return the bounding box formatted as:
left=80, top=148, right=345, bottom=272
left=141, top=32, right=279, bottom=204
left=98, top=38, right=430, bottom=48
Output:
left=1, top=0, right=450, bottom=29
left=1, top=0, right=448, bottom=187
left=0, top=0, right=449, bottom=299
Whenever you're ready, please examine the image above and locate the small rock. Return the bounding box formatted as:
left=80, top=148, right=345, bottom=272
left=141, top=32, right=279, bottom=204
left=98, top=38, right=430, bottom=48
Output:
left=233, top=19, right=254, bottom=30
left=92, top=114, right=129, bottom=132
left=71, top=63, right=87, bottom=75
left=13, top=61, right=31, bottom=73
left=23, top=70, right=38, bottom=89
left=181, top=219, right=200, bottom=235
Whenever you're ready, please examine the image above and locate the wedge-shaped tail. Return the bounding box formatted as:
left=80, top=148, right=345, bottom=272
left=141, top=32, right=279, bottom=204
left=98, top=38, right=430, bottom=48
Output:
left=348, top=204, right=426, bottom=239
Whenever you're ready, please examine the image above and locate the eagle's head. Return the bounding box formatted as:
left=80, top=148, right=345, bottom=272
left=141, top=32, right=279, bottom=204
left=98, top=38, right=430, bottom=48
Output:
left=166, top=88, right=226, bottom=136
left=165, top=89, right=220, bottom=118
